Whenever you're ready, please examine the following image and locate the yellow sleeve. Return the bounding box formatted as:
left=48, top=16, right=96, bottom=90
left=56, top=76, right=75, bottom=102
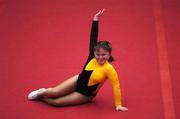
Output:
left=106, top=65, right=122, bottom=107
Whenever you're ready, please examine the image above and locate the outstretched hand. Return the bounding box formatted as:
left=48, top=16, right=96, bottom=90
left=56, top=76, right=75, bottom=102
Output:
left=94, top=9, right=105, bottom=21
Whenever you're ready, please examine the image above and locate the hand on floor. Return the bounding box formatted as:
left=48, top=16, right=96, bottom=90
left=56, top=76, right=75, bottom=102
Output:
left=116, top=105, right=128, bottom=112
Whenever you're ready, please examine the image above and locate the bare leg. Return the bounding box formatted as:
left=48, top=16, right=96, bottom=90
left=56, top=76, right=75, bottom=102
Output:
left=40, top=92, right=94, bottom=106
left=40, top=75, right=79, bottom=98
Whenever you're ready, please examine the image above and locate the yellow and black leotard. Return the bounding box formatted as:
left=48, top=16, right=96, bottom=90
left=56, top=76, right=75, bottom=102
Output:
left=75, top=21, right=122, bottom=107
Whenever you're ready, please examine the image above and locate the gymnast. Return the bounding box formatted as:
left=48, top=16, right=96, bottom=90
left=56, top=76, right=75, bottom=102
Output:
left=28, top=9, right=128, bottom=111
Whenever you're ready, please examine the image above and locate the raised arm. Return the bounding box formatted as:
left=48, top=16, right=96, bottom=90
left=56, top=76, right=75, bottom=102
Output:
left=89, top=21, right=98, bottom=56
left=89, top=9, right=105, bottom=58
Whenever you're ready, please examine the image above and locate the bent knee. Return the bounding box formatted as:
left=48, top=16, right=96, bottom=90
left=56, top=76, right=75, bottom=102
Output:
left=75, top=74, right=79, bottom=78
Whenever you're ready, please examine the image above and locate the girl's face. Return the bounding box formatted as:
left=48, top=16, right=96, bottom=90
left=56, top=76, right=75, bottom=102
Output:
left=94, top=48, right=110, bottom=65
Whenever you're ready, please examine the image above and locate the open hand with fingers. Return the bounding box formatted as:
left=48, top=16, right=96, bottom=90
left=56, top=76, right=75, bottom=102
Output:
left=94, top=9, right=105, bottom=21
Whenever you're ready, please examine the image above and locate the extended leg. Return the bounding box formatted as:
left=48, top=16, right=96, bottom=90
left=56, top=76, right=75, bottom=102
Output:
left=40, top=75, right=79, bottom=98
left=28, top=75, right=79, bottom=100
left=40, top=92, right=93, bottom=106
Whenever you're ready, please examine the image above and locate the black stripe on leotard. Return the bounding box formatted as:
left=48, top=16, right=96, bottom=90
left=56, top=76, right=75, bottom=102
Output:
left=76, top=21, right=99, bottom=97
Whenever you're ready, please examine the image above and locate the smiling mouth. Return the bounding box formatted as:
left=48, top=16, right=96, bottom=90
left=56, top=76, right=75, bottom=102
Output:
left=99, top=60, right=105, bottom=62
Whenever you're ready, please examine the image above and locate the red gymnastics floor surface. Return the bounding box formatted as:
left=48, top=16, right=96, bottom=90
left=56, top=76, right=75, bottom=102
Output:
left=0, top=0, right=179, bottom=119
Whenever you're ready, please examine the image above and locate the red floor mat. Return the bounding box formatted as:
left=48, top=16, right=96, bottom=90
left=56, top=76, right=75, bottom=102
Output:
left=0, top=0, right=179, bottom=119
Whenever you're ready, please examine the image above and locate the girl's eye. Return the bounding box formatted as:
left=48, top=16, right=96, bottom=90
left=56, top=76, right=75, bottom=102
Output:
left=96, top=53, right=107, bottom=56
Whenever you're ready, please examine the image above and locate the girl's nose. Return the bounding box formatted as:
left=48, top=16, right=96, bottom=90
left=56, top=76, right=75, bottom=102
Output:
left=99, top=56, right=103, bottom=59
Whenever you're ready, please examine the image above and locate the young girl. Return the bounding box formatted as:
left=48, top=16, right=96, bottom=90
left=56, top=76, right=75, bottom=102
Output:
left=28, top=9, right=128, bottom=111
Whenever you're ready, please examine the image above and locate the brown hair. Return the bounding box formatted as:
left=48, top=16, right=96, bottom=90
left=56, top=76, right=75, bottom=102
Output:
left=94, top=41, right=115, bottom=62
